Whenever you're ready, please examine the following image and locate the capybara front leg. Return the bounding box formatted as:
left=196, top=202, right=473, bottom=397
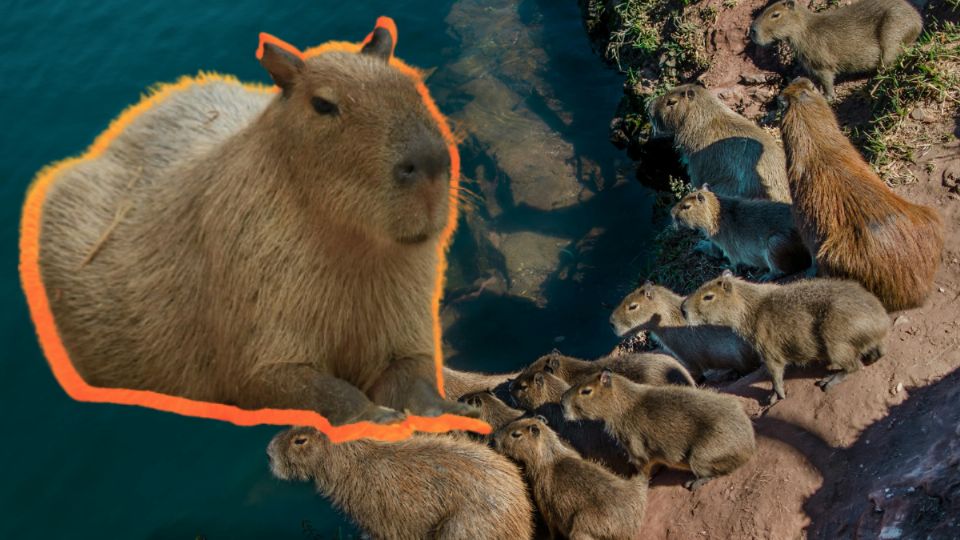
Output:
left=368, top=354, right=480, bottom=418
left=248, top=363, right=405, bottom=426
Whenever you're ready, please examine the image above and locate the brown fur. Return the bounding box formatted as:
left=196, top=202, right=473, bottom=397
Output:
left=510, top=370, right=571, bottom=410
left=493, top=417, right=647, bottom=539
left=647, top=84, right=791, bottom=202
left=562, top=370, right=756, bottom=490
left=38, top=36, right=477, bottom=423
left=682, top=270, right=890, bottom=404
left=269, top=427, right=533, bottom=539
left=671, top=186, right=811, bottom=279
left=460, top=390, right=524, bottom=430
left=443, top=366, right=518, bottom=400
left=523, top=349, right=696, bottom=388
left=779, top=78, right=943, bottom=311
left=610, top=282, right=761, bottom=380
left=751, top=0, right=923, bottom=99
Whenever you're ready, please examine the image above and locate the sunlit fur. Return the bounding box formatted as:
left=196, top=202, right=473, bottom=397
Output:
left=39, top=47, right=467, bottom=424
left=561, top=371, right=755, bottom=486
left=751, top=0, right=922, bottom=99
left=682, top=272, right=890, bottom=402
left=459, top=390, right=523, bottom=431
left=647, top=84, right=791, bottom=201
left=492, top=417, right=647, bottom=539
left=671, top=186, right=810, bottom=279
left=521, top=349, right=696, bottom=388
left=610, top=282, right=760, bottom=380
left=269, top=427, right=533, bottom=539
left=780, top=78, right=943, bottom=311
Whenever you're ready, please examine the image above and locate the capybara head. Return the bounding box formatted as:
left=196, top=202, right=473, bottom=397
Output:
left=671, top=185, right=720, bottom=235
left=680, top=270, right=747, bottom=328
left=510, top=370, right=570, bottom=410
left=492, top=415, right=556, bottom=465
left=521, top=350, right=580, bottom=381
left=646, top=84, right=714, bottom=138
left=778, top=77, right=823, bottom=110
left=258, top=28, right=451, bottom=246
left=750, top=0, right=805, bottom=46
left=459, top=390, right=522, bottom=429
left=267, top=426, right=328, bottom=482
left=610, top=282, right=682, bottom=336
left=561, top=368, right=618, bottom=422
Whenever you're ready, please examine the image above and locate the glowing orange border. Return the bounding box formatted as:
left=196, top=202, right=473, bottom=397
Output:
left=18, top=17, right=489, bottom=443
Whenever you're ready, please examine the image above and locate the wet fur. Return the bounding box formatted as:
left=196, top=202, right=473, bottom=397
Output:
left=779, top=78, right=943, bottom=311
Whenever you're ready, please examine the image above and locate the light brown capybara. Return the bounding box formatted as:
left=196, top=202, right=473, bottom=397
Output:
left=522, top=349, right=696, bottom=388
left=269, top=427, right=534, bottom=539
left=779, top=78, right=943, bottom=311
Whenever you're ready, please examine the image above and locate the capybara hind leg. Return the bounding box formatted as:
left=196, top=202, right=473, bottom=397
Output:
left=369, top=355, right=480, bottom=418
left=766, top=360, right=787, bottom=405
left=810, top=68, right=836, bottom=101
left=249, top=364, right=404, bottom=426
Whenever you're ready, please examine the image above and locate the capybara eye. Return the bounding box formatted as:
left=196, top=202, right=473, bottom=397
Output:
left=580, top=387, right=593, bottom=396
left=703, top=293, right=715, bottom=301
left=311, top=96, right=340, bottom=116
left=667, top=98, right=678, bottom=106
left=510, top=430, right=522, bottom=439
left=628, top=303, right=639, bottom=311
left=294, top=436, right=308, bottom=445
left=682, top=204, right=691, bottom=210
left=771, top=11, right=781, bottom=19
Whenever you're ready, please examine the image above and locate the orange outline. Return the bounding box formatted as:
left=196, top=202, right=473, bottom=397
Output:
left=19, top=18, right=487, bottom=443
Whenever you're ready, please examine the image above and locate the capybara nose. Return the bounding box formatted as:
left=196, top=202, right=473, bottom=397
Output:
left=394, top=129, right=449, bottom=186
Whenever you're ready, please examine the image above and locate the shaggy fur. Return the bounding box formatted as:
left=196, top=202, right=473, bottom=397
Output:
left=672, top=186, right=811, bottom=279
left=751, top=0, right=923, bottom=99
left=610, top=282, right=761, bottom=380
left=38, top=39, right=475, bottom=424
left=682, top=271, right=890, bottom=404
left=522, top=349, right=696, bottom=388
left=493, top=417, right=648, bottom=539
left=779, top=78, right=943, bottom=311
left=562, top=371, right=756, bottom=490
left=646, top=84, right=791, bottom=202
left=269, top=427, right=533, bottom=540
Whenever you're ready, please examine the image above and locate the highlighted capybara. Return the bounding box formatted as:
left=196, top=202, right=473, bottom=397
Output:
left=779, top=78, right=943, bottom=311
left=682, top=270, right=890, bottom=404
left=269, top=427, right=533, bottom=539
left=35, top=24, right=476, bottom=426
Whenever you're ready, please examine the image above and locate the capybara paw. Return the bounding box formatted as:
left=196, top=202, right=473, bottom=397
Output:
left=358, top=405, right=407, bottom=425
left=815, top=373, right=847, bottom=392
left=684, top=477, right=711, bottom=491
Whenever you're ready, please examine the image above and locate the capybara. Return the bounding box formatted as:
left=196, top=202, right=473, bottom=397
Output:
left=510, top=370, right=571, bottom=410
left=443, top=366, right=518, bottom=401
left=671, top=185, right=810, bottom=279
left=751, top=0, right=922, bottom=99
left=562, top=369, right=756, bottom=490
left=35, top=23, right=477, bottom=425
left=459, top=389, right=524, bottom=431
left=493, top=416, right=647, bottom=539
left=610, top=281, right=761, bottom=380
left=646, top=84, right=791, bottom=201
left=682, top=270, right=890, bottom=404
left=522, top=349, right=696, bottom=387
left=779, top=78, right=943, bottom=311
left=269, top=427, right=533, bottom=539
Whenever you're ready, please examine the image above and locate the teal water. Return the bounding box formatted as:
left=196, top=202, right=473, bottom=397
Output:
left=0, top=1, right=654, bottom=537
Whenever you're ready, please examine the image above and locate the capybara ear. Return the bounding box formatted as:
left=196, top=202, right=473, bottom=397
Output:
left=257, top=34, right=304, bottom=94
left=361, top=16, right=398, bottom=61
left=783, top=0, right=796, bottom=9
left=534, top=372, right=545, bottom=386
left=600, top=368, right=613, bottom=387
left=696, top=191, right=705, bottom=202
left=546, top=356, right=560, bottom=371
left=643, top=286, right=653, bottom=299
left=534, top=414, right=549, bottom=425
left=721, top=268, right=734, bottom=278
left=701, top=183, right=711, bottom=192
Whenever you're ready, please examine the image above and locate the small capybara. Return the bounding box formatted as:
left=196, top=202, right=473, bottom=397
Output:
left=562, top=370, right=756, bottom=490
left=646, top=84, right=791, bottom=202
left=682, top=270, right=890, bottom=404
left=269, top=427, right=533, bottom=539
left=510, top=370, right=571, bottom=410
left=671, top=185, right=811, bottom=279
left=523, top=349, right=696, bottom=387
left=751, top=0, right=922, bottom=99
left=610, top=282, right=761, bottom=380
left=779, top=78, right=943, bottom=311
left=37, top=23, right=477, bottom=425
left=443, top=366, right=518, bottom=401
left=493, top=416, right=647, bottom=539
left=459, top=389, right=524, bottom=430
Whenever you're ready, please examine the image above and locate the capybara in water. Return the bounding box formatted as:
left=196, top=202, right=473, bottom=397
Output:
left=269, top=427, right=533, bottom=539
left=562, top=369, right=756, bottom=490
left=523, top=349, right=696, bottom=387
left=682, top=270, right=890, bottom=404
left=751, top=0, right=922, bottom=99
left=36, top=24, right=477, bottom=425
left=610, top=282, right=761, bottom=380
left=493, top=416, right=647, bottom=539
left=779, top=78, right=943, bottom=311
left=646, top=84, right=791, bottom=202
left=671, top=185, right=810, bottom=279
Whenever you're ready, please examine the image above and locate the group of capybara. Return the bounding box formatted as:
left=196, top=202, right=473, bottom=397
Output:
left=28, top=0, right=945, bottom=537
